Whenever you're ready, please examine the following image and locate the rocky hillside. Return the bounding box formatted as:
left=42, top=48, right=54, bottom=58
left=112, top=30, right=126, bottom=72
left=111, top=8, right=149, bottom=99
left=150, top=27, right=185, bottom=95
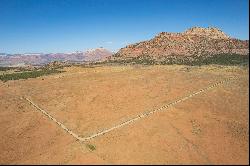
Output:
left=113, top=27, right=248, bottom=64
left=0, top=48, right=112, bottom=67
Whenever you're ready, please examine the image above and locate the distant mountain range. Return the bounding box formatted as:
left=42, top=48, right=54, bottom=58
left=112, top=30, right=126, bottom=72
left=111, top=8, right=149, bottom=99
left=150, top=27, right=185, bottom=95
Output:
left=0, top=48, right=113, bottom=67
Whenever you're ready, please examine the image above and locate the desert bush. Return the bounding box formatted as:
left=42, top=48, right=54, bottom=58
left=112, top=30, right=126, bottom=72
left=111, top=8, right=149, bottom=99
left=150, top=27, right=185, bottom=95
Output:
left=86, top=144, right=96, bottom=151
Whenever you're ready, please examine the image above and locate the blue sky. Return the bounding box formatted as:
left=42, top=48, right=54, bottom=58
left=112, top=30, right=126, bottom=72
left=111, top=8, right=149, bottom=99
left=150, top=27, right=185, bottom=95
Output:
left=0, top=0, right=249, bottom=54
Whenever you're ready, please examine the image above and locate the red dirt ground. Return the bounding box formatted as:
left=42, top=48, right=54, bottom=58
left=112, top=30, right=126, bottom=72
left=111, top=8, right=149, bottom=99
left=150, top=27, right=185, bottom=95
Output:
left=0, top=65, right=248, bottom=164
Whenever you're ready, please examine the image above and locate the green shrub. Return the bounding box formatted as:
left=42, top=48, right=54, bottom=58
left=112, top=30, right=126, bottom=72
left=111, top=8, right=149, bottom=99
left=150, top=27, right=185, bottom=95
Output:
left=86, top=143, right=96, bottom=151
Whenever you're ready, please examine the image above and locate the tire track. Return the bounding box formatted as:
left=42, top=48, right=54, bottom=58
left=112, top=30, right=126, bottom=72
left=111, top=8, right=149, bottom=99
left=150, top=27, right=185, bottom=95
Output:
left=24, top=76, right=238, bottom=142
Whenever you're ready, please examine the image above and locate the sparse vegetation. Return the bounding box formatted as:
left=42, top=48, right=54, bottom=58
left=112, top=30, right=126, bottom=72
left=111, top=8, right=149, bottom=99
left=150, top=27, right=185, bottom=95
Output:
left=0, top=69, right=64, bottom=82
left=0, top=64, right=248, bottom=164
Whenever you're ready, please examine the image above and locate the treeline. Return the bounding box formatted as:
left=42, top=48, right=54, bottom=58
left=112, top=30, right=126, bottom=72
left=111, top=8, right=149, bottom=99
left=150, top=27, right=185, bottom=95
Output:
left=106, top=53, right=249, bottom=66
left=0, top=69, right=64, bottom=82
left=0, top=66, right=17, bottom=71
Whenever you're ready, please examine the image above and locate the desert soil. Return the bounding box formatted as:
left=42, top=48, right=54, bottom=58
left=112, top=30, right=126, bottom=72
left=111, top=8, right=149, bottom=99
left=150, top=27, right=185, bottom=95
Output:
left=0, top=65, right=249, bottom=164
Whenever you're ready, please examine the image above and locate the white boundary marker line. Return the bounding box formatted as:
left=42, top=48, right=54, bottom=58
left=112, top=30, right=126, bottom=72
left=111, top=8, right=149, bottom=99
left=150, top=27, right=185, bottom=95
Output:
left=24, top=97, right=86, bottom=141
left=24, top=76, right=238, bottom=142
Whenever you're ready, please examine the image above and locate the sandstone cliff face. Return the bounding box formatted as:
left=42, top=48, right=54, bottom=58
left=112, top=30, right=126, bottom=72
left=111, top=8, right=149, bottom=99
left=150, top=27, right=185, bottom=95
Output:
left=114, top=27, right=249, bottom=60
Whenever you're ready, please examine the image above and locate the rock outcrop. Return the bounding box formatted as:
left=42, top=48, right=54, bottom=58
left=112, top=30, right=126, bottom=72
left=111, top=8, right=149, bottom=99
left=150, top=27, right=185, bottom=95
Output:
left=113, top=27, right=248, bottom=60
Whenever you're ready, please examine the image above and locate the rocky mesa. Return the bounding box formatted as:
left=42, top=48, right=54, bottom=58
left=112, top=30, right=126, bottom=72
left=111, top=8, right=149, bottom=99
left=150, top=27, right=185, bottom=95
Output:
left=113, top=27, right=249, bottom=63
